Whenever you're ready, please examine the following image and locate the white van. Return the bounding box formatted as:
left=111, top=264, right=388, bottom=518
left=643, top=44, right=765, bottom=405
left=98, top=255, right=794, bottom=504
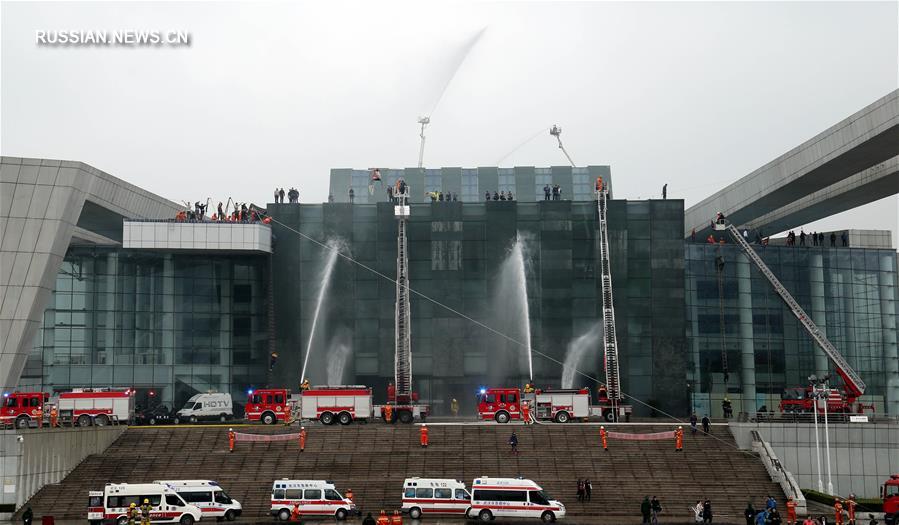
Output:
left=175, top=393, right=233, bottom=423
left=401, top=478, right=471, bottom=519
left=270, top=479, right=357, bottom=521
left=154, top=480, right=242, bottom=521
left=468, top=477, right=565, bottom=523
left=97, top=483, right=203, bottom=525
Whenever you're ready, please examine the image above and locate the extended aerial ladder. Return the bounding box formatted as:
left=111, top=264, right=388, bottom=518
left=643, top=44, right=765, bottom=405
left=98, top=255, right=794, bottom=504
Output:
left=713, top=218, right=868, bottom=411
left=385, top=181, right=429, bottom=423
left=596, top=186, right=631, bottom=421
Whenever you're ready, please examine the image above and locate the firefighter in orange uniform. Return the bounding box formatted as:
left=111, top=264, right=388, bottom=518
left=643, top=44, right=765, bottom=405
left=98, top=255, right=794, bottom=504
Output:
left=34, top=405, right=43, bottom=428
left=596, top=177, right=603, bottom=192
left=391, top=510, right=402, bottom=525
left=228, top=428, right=235, bottom=452
left=785, top=496, right=797, bottom=525
left=600, top=426, right=608, bottom=451
left=521, top=401, right=531, bottom=425
left=834, top=498, right=844, bottom=525
left=384, top=405, right=393, bottom=423
left=420, top=424, right=429, bottom=447
left=846, top=494, right=856, bottom=525
left=675, top=426, right=684, bottom=451
left=299, top=427, right=307, bottom=452
left=49, top=405, right=58, bottom=428
left=291, top=503, right=301, bottom=521
left=376, top=510, right=390, bottom=525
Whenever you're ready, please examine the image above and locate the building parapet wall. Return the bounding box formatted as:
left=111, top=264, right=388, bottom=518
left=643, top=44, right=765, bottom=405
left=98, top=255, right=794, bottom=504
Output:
left=123, top=220, right=272, bottom=253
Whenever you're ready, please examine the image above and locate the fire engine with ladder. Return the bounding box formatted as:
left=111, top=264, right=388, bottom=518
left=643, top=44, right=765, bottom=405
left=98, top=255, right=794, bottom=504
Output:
left=381, top=180, right=429, bottom=423
left=477, top=183, right=632, bottom=423
left=712, top=217, right=871, bottom=414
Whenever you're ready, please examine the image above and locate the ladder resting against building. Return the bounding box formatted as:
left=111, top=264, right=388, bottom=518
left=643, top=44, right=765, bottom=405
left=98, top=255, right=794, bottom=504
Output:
left=713, top=219, right=866, bottom=400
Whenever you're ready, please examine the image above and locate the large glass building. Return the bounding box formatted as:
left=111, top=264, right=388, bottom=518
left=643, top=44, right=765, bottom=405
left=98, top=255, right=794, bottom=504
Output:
left=14, top=164, right=898, bottom=417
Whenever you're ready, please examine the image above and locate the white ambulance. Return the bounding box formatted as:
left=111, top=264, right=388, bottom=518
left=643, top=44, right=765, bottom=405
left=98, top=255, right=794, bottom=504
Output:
left=154, top=480, right=242, bottom=521
left=96, top=483, right=203, bottom=525
left=401, top=478, right=471, bottom=519
left=88, top=490, right=105, bottom=525
left=270, top=479, right=357, bottom=521
left=468, top=477, right=565, bottom=523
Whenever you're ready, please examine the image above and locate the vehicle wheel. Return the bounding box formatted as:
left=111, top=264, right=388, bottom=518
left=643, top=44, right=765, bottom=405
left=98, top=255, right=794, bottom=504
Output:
left=603, top=410, right=616, bottom=422
left=224, top=510, right=236, bottom=522
left=77, top=414, right=92, bottom=427
left=15, top=416, right=29, bottom=429
left=262, top=412, right=276, bottom=425
left=117, top=516, right=129, bottom=525
left=95, top=415, right=109, bottom=426
left=541, top=511, right=556, bottom=523
left=398, top=410, right=414, bottom=424
left=278, top=509, right=291, bottom=521
left=335, top=508, right=348, bottom=521
left=320, top=412, right=335, bottom=425
left=219, top=414, right=228, bottom=423
left=495, top=411, right=510, bottom=424
left=555, top=411, right=570, bottom=424
left=149, top=417, right=157, bottom=425
left=337, top=412, right=352, bottom=425
left=409, top=507, right=422, bottom=520
left=478, top=509, right=493, bottom=522
left=180, top=514, right=194, bottom=525
left=189, top=416, right=198, bottom=424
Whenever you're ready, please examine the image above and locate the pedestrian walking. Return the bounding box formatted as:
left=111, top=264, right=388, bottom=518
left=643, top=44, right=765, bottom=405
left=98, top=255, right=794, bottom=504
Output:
left=693, top=501, right=703, bottom=523
left=701, top=414, right=711, bottom=434
left=690, top=413, right=698, bottom=435
left=584, top=479, right=592, bottom=502
left=22, top=507, right=33, bottom=525
left=362, top=513, right=376, bottom=525
left=703, top=499, right=713, bottom=523
left=651, top=496, right=662, bottom=525
left=576, top=479, right=584, bottom=502
left=509, top=431, right=519, bottom=455
left=768, top=508, right=783, bottom=525
left=641, top=496, right=651, bottom=524
left=786, top=496, right=797, bottom=525
left=745, top=502, right=757, bottom=525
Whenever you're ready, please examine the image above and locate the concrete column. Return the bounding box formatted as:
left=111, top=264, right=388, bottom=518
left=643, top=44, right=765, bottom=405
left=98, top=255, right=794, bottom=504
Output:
left=162, top=256, right=175, bottom=405
left=737, top=254, right=756, bottom=411
left=879, top=254, right=898, bottom=415
left=809, top=253, right=830, bottom=378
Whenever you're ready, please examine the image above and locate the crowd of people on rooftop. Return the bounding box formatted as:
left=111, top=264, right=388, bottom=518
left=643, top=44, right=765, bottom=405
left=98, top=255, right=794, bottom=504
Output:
left=173, top=199, right=271, bottom=224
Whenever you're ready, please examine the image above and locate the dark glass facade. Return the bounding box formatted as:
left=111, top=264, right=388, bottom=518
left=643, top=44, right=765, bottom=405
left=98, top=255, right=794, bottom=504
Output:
left=329, top=166, right=613, bottom=204
left=686, top=243, right=899, bottom=417
left=269, top=199, right=687, bottom=416
left=20, top=247, right=271, bottom=411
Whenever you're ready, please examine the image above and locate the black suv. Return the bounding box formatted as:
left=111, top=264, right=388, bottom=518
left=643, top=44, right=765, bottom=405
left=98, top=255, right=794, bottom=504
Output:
left=134, top=404, right=174, bottom=425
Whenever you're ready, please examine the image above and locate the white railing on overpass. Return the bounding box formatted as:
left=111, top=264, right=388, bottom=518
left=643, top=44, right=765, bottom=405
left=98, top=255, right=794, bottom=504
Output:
left=751, top=430, right=807, bottom=517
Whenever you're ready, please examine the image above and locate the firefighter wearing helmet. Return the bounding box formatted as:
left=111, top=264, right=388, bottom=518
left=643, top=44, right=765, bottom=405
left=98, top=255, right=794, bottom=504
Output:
left=140, top=499, right=152, bottom=525
left=128, top=503, right=139, bottom=525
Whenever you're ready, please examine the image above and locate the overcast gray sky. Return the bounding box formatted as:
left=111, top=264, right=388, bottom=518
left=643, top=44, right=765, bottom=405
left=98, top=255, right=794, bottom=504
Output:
left=2, top=1, right=897, bottom=240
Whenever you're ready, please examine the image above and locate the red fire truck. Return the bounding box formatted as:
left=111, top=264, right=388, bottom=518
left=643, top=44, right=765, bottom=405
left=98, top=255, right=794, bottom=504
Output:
left=477, top=386, right=631, bottom=423
left=246, top=386, right=375, bottom=425
left=884, top=474, right=899, bottom=525
left=1, top=388, right=133, bottom=428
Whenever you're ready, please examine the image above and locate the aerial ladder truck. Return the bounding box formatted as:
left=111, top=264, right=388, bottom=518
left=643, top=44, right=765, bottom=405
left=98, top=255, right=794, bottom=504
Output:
left=712, top=217, right=872, bottom=414
left=383, top=181, right=429, bottom=423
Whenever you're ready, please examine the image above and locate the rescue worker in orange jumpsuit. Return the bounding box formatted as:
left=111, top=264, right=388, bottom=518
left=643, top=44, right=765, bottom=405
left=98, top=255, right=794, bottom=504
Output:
left=376, top=510, right=390, bottom=525
left=834, top=498, right=844, bottom=525
left=596, top=177, right=603, bottom=193
left=228, top=428, right=235, bottom=452
left=49, top=406, right=58, bottom=428
left=299, top=427, right=307, bottom=452
left=675, top=426, right=684, bottom=451
left=785, top=496, right=797, bottom=525
left=384, top=404, right=393, bottom=423
left=521, top=401, right=531, bottom=424
left=391, top=510, right=402, bottom=525
left=600, top=426, right=608, bottom=451
left=846, top=494, right=856, bottom=525
left=290, top=503, right=301, bottom=521
left=419, top=424, right=429, bottom=447
left=345, top=489, right=354, bottom=503
left=34, top=405, right=43, bottom=428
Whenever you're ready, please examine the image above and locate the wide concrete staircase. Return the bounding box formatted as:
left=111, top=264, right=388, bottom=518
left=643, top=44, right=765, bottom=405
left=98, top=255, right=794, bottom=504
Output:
left=19, top=423, right=784, bottom=523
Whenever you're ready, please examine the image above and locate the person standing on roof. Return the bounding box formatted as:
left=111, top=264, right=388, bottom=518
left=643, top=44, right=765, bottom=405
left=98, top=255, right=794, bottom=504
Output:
left=348, top=188, right=355, bottom=203
left=544, top=184, right=551, bottom=200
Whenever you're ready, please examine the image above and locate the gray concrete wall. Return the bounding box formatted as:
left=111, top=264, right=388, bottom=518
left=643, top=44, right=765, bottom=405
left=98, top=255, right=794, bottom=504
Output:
left=730, top=422, right=899, bottom=498
left=0, top=426, right=125, bottom=518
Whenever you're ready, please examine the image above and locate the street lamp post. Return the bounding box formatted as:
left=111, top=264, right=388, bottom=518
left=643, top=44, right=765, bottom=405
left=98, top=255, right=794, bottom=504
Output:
left=810, top=375, right=824, bottom=492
